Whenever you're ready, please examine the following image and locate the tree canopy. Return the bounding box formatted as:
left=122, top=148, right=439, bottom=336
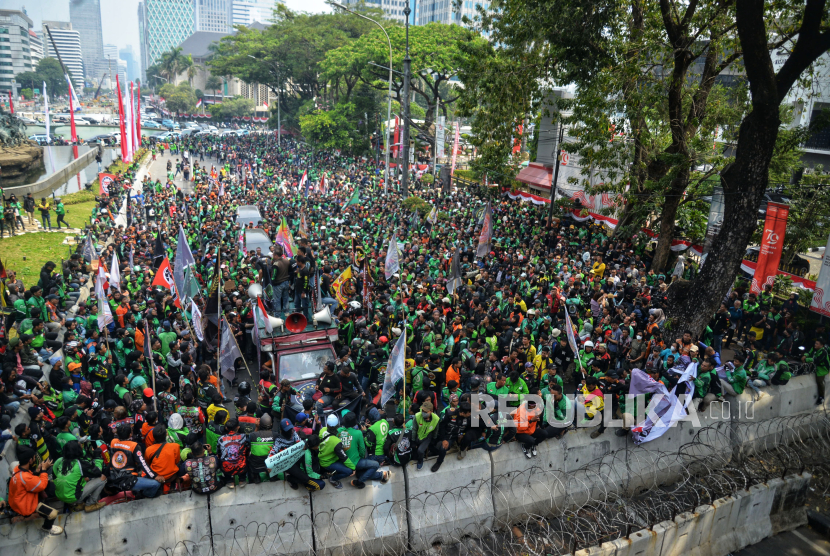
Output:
left=15, top=58, right=68, bottom=97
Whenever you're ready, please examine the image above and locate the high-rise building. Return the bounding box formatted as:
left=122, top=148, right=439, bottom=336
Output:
left=42, top=21, right=84, bottom=88
left=343, top=0, right=407, bottom=24
left=29, top=29, right=42, bottom=64
left=195, top=0, right=233, bottom=33
left=120, top=45, right=140, bottom=82
left=69, top=0, right=105, bottom=84
left=416, top=0, right=489, bottom=25
left=0, top=9, right=34, bottom=94
left=232, top=0, right=281, bottom=26
left=138, top=0, right=194, bottom=81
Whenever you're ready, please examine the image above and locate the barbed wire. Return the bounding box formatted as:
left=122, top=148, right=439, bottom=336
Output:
left=2, top=411, right=827, bottom=556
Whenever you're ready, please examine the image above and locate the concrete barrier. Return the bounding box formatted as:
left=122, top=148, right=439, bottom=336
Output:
left=0, top=509, right=104, bottom=556
left=100, top=491, right=211, bottom=556
left=405, top=449, right=493, bottom=551
left=210, top=482, right=313, bottom=556
left=312, top=466, right=408, bottom=556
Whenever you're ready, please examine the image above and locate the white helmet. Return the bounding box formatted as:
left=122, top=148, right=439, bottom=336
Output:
left=584, top=341, right=594, bottom=348
left=348, top=301, right=362, bottom=310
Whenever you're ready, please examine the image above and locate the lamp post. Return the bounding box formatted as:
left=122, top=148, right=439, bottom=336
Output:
left=400, top=0, right=412, bottom=196
left=248, top=54, right=281, bottom=144
left=327, top=0, right=393, bottom=193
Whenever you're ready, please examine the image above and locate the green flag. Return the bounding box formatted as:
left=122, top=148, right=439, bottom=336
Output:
left=342, top=187, right=360, bottom=209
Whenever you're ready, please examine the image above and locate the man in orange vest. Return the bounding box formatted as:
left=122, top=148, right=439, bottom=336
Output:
left=512, top=398, right=555, bottom=458
left=109, top=423, right=163, bottom=498
left=8, top=446, right=63, bottom=534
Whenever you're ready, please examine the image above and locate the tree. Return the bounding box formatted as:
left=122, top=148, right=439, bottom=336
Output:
left=20, top=88, right=33, bottom=100
left=461, top=0, right=830, bottom=335
left=208, top=5, right=384, bottom=132
left=208, top=96, right=255, bottom=120
left=165, top=82, right=198, bottom=115
left=320, top=23, right=485, bottom=144
left=300, top=104, right=355, bottom=152
left=18, top=58, right=68, bottom=97
left=205, top=75, right=223, bottom=103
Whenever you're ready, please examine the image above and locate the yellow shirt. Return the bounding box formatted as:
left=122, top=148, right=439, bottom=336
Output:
left=591, top=262, right=606, bottom=278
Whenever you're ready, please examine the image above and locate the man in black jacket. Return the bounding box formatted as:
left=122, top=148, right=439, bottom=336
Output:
left=23, top=193, right=35, bottom=226
left=294, top=255, right=313, bottom=319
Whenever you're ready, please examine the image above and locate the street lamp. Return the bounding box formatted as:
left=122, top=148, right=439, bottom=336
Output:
left=248, top=54, right=282, bottom=144
left=327, top=0, right=393, bottom=194
left=401, top=0, right=412, bottom=196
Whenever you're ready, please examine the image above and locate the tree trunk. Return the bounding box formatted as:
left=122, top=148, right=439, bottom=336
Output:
left=666, top=109, right=780, bottom=336
left=650, top=175, right=686, bottom=272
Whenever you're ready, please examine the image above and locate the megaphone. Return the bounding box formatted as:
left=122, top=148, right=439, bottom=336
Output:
left=285, top=312, right=308, bottom=333
left=313, top=306, right=332, bottom=327
left=247, top=283, right=263, bottom=300
left=269, top=316, right=284, bottom=332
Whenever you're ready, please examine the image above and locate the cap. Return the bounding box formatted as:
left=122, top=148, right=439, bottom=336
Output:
left=280, top=418, right=294, bottom=432
left=143, top=388, right=155, bottom=398
left=296, top=412, right=309, bottom=423
left=326, top=414, right=340, bottom=427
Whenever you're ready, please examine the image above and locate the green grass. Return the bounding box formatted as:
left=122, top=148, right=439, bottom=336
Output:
left=62, top=200, right=97, bottom=229
left=0, top=233, right=75, bottom=287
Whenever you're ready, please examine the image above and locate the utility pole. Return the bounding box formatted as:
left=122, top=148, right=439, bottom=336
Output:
left=400, top=0, right=412, bottom=196
left=548, top=123, right=565, bottom=228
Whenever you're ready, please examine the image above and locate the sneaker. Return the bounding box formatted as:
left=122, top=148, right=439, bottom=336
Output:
left=227, top=483, right=235, bottom=489
left=351, top=479, right=366, bottom=489
left=330, top=479, right=343, bottom=489
left=44, top=525, right=63, bottom=535
left=522, top=445, right=531, bottom=459
left=431, top=462, right=442, bottom=473
left=818, top=397, right=825, bottom=406
left=381, top=471, right=390, bottom=484
left=288, top=481, right=299, bottom=490
left=85, top=502, right=106, bottom=512
left=590, top=430, right=603, bottom=439
left=457, top=449, right=467, bottom=460
left=531, top=445, right=537, bottom=457
left=416, top=462, right=424, bottom=470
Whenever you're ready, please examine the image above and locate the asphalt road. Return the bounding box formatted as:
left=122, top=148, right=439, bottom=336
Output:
left=734, top=527, right=830, bottom=556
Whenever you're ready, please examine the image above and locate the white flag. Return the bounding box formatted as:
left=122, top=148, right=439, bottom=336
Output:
left=190, top=300, right=204, bottom=341
left=380, top=327, right=407, bottom=407
left=174, top=224, right=195, bottom=300
left=109, top=251, right=121, bottom=292
left=97, top=295, right=113, bottom=332
left=810, top=231, right=830, bottom=317
left=43, top=82, right=50, bottom=140
left=427, top=206, right=438, bottom=225
left=95, top=265, right=108, bottom=300
left=219, top=317, right=242, bottom=382
left=384, top=234, right=400, bottom=280
left=114, top=195, right=128, bottom=228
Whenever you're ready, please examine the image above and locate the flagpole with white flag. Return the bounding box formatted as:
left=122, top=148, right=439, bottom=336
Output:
left=384, top=234, right=400, bottom=280
left=380, top=327, right=407, bottom=412
left=113, top=195, right=128, bottom=228
left=109, top=251, right=121, bottom=292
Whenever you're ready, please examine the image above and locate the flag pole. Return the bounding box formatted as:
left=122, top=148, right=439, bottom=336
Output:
left=228, top=315, right=253, bottom=382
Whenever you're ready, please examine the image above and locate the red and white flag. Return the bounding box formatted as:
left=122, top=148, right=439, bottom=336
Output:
left=299, top=170, right=308, bottom=191
left=256, top=296, right=273, bottom=333
left=152, top=257, right=182, bottom=308
left=196, top=98, right=203, bottom=108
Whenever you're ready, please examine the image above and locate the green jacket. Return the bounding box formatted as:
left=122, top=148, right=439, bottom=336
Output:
left=806, top=347, right=830, bottom=378
left=55, top=202, right=66, bottom=216
left=726, top=365, right=747, bottom=395
left=336, top=426, right=364, bottom=469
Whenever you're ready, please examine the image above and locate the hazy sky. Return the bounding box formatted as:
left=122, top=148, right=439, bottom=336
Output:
left=0, top=0, right=329, bottom=54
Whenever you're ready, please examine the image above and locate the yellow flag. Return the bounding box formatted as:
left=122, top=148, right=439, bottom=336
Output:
left=332, top=266, right=353, bottom=308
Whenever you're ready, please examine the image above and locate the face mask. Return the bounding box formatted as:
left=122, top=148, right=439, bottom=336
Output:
left=670, top=347, right=677, bottom=353
left=636, top=335, right=642, bottom=340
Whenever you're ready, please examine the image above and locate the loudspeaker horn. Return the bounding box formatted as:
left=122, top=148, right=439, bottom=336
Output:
left=269, top=316, right=284, bottom=332
left=247, top=283, right=263, bottom=300
left=313, top=306, right=332, bottom=327
left=285, top=312, right=308, bottom=333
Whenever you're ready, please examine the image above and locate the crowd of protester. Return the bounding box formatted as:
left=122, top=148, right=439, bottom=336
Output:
left=0, top=131, right=828, bottom=536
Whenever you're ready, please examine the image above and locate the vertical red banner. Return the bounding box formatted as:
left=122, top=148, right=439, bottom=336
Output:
left=392, top=116, right=400, bottom=158
left=7, top=91, right=13, bottom=113
left=116, top=78, right=127, bottom=161
left=136, top=85, right=141, bottom=150
left=751, top=201, right=790, bottom=294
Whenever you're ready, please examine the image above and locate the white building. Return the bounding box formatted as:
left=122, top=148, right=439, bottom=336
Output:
left=29, top=29, right=42, bottom=64
left=42, top=21, right=84, bottom=88
left=0, top=9, right=35, bottom=94
left=194, top=0, right=234, bottom=33
left=232, top=0, right=281, bottom=26
left=342, top=0, right=407, bottom=24
left=416, top=0, right=490, bottom=25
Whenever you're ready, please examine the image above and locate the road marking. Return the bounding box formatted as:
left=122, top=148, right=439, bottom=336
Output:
left=793, top=529, right=830, bottom=555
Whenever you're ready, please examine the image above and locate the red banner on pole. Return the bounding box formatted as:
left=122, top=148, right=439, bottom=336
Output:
left=751, top=202, right=790, bottom=294
left=7, top=91, right=13, bottom=114
left=392, top=116, right=400, bottom=158
left=116, top=78, right=127, bottom=161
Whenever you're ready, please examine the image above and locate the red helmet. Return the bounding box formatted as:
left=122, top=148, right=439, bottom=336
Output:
left=379, top=336, right=389, bottom=344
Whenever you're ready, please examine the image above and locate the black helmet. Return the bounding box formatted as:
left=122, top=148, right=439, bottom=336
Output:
left=470, top=377, right=481, bottom=389
left=237, top=381, right=251, bottom=397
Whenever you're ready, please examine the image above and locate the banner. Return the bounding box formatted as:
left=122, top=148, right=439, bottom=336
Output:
left=219, top=317, right=242, bottom=382
left=751, top=202, right=789, bottom=294
left=380, top=327, right=407, bottom=407
left=450, top=121, right=460, bottom=178
left=435, top=116, right=446, bottom=160
left=447, top=250, right=462, bottom=295
left=265, top=441, right=305, bottom=477
left=191, top=299, right=204, bottom=341
left=392, top=116, right=400, bottom=158
left=702, top=186, right=725, bottom=257
left=811, top=232, right=830, bottom=317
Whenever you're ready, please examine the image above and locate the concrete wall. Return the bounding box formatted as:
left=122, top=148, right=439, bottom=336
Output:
left=0, top=375, right=824, bottom=556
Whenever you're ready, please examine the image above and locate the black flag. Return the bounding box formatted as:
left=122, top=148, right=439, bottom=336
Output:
left=152, top=232, right=165, bottom=269
left=447, top=250, right=463, bottom=295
